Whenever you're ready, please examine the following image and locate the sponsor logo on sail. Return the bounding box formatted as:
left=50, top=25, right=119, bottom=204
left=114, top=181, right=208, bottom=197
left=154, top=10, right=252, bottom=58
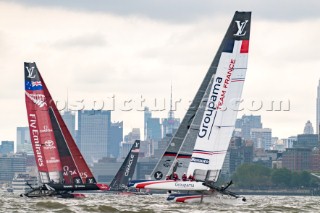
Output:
left=216, top=59, right=235, bottom=109
left=191, top=157, right=209, bottom=164
left=40, top=125, right=53, bottom=133
left=125, top=154, right=135, bottom=176
left=234, top=20, right=248, bottom=36
left=25, top=91, right=47, bottom=108
left=198, top=58, right=236, bottom=139
left=198, top=77, right=222, bottom=138
left=44, top=140, right=56, bottom=150
left=46, top=159, right=60, bottom=164
left=28, top=113, right=44, bottom=167
left=63, top=166, right=78, bottom=176
left=26, top=66, right=36, bottom=78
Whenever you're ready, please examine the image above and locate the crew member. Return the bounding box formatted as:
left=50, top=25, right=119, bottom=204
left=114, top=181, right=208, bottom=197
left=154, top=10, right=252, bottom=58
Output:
left=166, top=175, right=171, bottom=180
left=182, top=173, right=187, bottom=181
left=188, top=174, right=195, bottom=181
left=173, top=172, right=179, bottom=181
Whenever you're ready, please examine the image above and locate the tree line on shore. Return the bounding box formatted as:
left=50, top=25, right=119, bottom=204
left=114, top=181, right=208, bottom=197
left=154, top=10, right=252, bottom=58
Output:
left=227, top=163, right=320, bottom=189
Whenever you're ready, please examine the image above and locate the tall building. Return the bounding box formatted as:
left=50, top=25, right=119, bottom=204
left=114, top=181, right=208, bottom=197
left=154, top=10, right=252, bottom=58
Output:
left=108, top=121, right=123, bottom=158
left=162, top=86, right=180, bottom=137
left=250, top=128, right=272, bottom=150
left=237, top=115, right=262, bottom=140
left=77, top=110, right=111, bottom=165
left=303, top=120, right=314, bottom=134
left=16, top=127, right=32, bottom=154
left=62, top=111, right=76, bottom=140
left=144, top=107, right=161, bottom=142
left=0, top=141, right=14, bottom=155
left=146, top=118, right=162, bottom=142
left=317, top=79, right=320, bottom=134
left=144, top=107, right=152, bottom=140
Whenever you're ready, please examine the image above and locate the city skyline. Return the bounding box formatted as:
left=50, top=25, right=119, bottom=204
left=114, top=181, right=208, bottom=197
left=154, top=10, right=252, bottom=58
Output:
left=0, top=1, right=320, bottom=141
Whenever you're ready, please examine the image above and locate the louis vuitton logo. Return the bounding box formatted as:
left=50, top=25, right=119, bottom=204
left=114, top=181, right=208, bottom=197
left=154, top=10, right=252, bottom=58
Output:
left=234, top=20, right=249, bottom=36
left=26, top=66, right=36, bottom=78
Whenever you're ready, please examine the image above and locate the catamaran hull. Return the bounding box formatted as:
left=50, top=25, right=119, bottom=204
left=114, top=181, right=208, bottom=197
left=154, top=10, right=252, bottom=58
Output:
left=167, top=192, right=244, bottom=203
left=129, top=180, right=209, bottom=191
left=45, top=183, right=108, bottom=191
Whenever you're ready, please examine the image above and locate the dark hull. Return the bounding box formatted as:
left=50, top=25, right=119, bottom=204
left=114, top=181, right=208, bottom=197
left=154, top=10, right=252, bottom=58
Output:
left=47, top=183, right=101, bottom=191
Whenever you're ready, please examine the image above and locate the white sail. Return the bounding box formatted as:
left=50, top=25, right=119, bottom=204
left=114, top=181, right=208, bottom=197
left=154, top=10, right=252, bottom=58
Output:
left=187, top=32, right=250, bottom=181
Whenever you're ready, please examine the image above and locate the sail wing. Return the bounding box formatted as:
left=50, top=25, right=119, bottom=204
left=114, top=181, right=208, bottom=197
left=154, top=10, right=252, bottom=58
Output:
left=25, top=62, right=96, bottom=185
left=187, top=11, right=251, bottom=181
left=109, top=140, right=140, bottom=191
left=25, top=63, right=63, bottom=183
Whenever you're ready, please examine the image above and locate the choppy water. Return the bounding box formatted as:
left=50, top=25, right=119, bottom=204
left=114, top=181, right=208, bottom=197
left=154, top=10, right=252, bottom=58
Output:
left=1, top=192, right=320, bottom=212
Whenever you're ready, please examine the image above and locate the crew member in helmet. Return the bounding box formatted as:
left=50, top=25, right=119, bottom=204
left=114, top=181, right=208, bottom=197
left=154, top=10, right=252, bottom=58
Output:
left=188, top=174, right=195, bottom=181
left=182, top=173, right=187, bottom=181
left=173, top=172, right=179, bottom=181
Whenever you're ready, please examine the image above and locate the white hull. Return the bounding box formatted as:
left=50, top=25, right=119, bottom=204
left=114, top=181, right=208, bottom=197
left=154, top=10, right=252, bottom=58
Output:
left=131, top=180, right=209, bottom=191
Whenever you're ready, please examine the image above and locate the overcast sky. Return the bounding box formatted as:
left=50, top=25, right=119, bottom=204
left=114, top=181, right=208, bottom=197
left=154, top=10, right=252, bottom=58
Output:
left=0, top=1, right=319, bottom=143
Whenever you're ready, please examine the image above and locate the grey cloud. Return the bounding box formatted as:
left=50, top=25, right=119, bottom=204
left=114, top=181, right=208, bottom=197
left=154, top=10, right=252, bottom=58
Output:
left=4, top=0, right=320, bottom=22
left=54, top=33, right=107, bottom=48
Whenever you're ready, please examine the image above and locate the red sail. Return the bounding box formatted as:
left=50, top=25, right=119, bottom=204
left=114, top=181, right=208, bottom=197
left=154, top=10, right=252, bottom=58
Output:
left=25, top=63, right=63, bottom=183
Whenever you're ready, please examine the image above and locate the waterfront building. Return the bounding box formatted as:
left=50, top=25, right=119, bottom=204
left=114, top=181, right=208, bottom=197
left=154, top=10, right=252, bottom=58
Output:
left=16, top=127, right=32, bottom=155
left=0, top=154, right=26, bottom=182
left=282, top=148, right=311, bottom=172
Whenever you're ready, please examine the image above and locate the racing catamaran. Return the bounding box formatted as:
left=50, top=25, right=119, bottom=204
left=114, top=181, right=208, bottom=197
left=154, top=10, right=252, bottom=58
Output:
left=23, top=62, right=108, bottom=198
left=109, top=140, right=140, bottom=192
left=129, top=11, right=251, bottom=202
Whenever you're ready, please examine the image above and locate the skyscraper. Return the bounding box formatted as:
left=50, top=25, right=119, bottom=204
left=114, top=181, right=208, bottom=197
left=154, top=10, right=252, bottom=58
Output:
left=16, top=127, right=32, bottom=155
left=162, top=85, right=180, bottom=137
left=303, top=120, right=314, bottom=134
left=62, top=111, right=76, bottom=140
left=250, top=128, right=272, bottom=150
left=77, top=110, right=111, bottom=165
left=237, top=115, right=263, bottom=140
left=108, top=121, right=123, bottom=158
left=144, top=107, right=161, bottom=142
left=317, top=79, right=320, bottom=134
left=144, top=107, right=151, bottom=140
